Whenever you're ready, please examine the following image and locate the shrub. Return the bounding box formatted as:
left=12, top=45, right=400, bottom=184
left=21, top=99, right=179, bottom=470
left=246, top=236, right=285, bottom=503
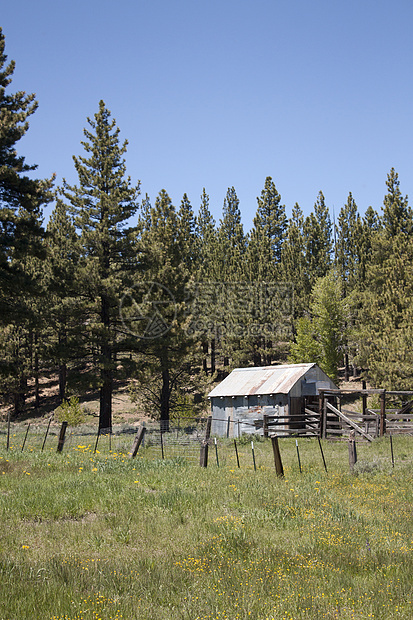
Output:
left=54, top=396, right=85, bottom=427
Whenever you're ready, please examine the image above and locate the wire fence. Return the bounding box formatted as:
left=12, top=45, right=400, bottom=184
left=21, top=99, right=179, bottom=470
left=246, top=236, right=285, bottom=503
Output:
left=1, top=418, right=407, bottom=475
left=0, top=418, right=276, bottom=470
left=0, top=419, right=208, bottom=461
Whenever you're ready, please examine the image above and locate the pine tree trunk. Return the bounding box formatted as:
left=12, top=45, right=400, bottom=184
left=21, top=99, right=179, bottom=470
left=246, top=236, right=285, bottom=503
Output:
left=210, top=339, right=216, bottom=375
left=34, top=331, right=40, bottom=409
left=34, top=354, right=40, bottom=409
left=99, top=369, right=112, bottom=431
left=58, top=329, right=67, bottom=404
left=13, top=374, right=27, bottom=417
left=253, top=345, right=261, bottom=367
left=266, top=339, right=272, bottom=365
left=58, top=363, right=67, bottom=404
left=202, top=341, right=208, bottom=374
left=344, top=353, right=350, bottom=382
left=99, top=294, right=112, bottom=431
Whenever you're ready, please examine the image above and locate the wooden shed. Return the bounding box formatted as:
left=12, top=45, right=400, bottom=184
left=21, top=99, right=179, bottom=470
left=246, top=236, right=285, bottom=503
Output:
left=208, top=363, right=337, bottom=436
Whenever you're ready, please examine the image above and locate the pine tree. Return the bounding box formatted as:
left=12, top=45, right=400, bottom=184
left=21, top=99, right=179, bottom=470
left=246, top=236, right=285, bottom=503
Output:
left=335, top=192, right=361, bottom=295
left=61, top=100, right=140, bottom=430
left=193, top=189, right=218, bottom=373
left=0, top=27, right=53, bottom=325
left=0, top=243, right=48, bottom=415
left=128, top=190, right=195, bottom=430
left=0, top=28, right=54, bottom=414
left=44, top=200, right=82, bottom=402
left=214, top=187, right=247, bottom=368
left=247, top=176, right=287, bottom=281
left=217, top=187, right=246, bottom=281
left=243, top=178, right=289, bottom=364
left=178, top=193, right=197, bottom=271
left=303, top=191, right=333, bottom=288
left=353, top=172, right=413, bottom=388
left=382, top=168, right=412, bottom=237
left=356, top=205, right=380, bottom=286
left=354, top=231, right=413, bottom=389
left=196, top=188, right=217, bottom=279
left=281, top=203, right=307, bottom=319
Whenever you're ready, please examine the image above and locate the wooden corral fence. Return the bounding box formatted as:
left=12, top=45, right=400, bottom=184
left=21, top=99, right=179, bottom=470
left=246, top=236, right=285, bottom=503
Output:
left=263, top=410, right=320, bottom=438
left=319, top=389, right=413, bottom=441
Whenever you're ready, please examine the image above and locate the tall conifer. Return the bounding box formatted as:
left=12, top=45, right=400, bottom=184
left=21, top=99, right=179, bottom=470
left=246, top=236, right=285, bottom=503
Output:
left=247, top=176, right=287, bottom=281
left=44, top=201, right=81, bottom=402
left=302, top=191, right=333, bottom=302
left=281, top=203, right=307, bottom=318
left=382, top=168, right=412, bottom=237
left=335, top=192, right=361, bottom=295
left=129, top=190, right=194, bottom=430
left=354, top=172, right=413, bottom=388
left=61, top=100, right=140, bottom=430
left=217, top=187, right=246, bottom=281
left=194, top=189, right=218, bottom=373
left=0, top=27, right=53, bottom=324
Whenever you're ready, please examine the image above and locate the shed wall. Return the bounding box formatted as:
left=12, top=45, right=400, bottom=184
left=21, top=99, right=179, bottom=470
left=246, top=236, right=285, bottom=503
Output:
left=211, top=394, right=288, bottom=437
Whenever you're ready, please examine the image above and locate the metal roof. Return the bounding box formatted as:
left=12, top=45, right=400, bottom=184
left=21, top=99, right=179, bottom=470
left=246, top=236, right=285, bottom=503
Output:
left=208, top=364, right=317, bottom=397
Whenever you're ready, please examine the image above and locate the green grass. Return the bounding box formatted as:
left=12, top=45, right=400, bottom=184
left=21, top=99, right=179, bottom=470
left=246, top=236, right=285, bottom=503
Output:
left=0, top=432, right=412, bottom=619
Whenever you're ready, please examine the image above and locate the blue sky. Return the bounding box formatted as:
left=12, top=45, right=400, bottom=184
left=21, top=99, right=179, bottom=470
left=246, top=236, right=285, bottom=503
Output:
left=2, top=0, right=413, bottom=230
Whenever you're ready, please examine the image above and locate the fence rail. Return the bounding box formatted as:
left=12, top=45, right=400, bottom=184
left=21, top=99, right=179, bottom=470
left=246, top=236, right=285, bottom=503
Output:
left=319, top=389, right=413, bottom=439
left=263, top=411, right=321, bottom=438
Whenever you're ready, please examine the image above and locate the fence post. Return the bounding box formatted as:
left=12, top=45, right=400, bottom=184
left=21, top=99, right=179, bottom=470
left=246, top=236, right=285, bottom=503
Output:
left=251, top=441, right=256, bottom=471
left=41, top=418, right=52, bottom=452
left=323, top=398, right=328, bottom=439
left=200, top=443, right=208, bottom=467
left=57, top=421, right=68, bottom=452
left=319, top=390, right=325, bottom=438
left=160, top=431, right=165, bottom=459
left=129, top=425, right=146, bottom=458
left=348, top=430, right=357, bottom=472
left=234, top=439, right=240, bottom=468
left=317, top=437, right=328, bottom=473
left=6, top=409, right=11, bottom=451
left=205, top=415, right=212, bottom=441
left=380, top=390, right=386, bottom=436
left=214, top=437, right=219, bottom=467
left=21, top=423, right=31, bottom=453
left=94, top=428, right=100, bottom=454
left=200, top=415, right=212, bottom=468
left=361, top=380, right=367, bottom=418
left=271, top=436, right=284, bottom=477
left=226, top=416, right=231, bottom=438
left=295, top=439, right=302, bottom=473
left=263, top=415, right=268, bottom=438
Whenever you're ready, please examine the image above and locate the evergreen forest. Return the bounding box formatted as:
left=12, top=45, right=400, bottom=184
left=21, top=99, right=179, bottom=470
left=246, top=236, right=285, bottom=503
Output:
left=1, top=28, right=413, bottom=430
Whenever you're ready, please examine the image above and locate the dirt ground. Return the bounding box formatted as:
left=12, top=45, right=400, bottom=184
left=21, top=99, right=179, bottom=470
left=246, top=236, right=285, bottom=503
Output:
left=1, top=374, right=149, bottom=425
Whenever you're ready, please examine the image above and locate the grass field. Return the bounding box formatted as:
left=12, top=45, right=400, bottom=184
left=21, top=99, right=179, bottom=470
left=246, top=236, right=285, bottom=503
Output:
left=0, top=429, right=412, bottom=620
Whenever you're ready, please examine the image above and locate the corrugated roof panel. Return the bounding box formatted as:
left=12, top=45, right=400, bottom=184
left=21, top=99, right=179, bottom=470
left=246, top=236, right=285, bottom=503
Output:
left=208, top=364, right=315, bottom=397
